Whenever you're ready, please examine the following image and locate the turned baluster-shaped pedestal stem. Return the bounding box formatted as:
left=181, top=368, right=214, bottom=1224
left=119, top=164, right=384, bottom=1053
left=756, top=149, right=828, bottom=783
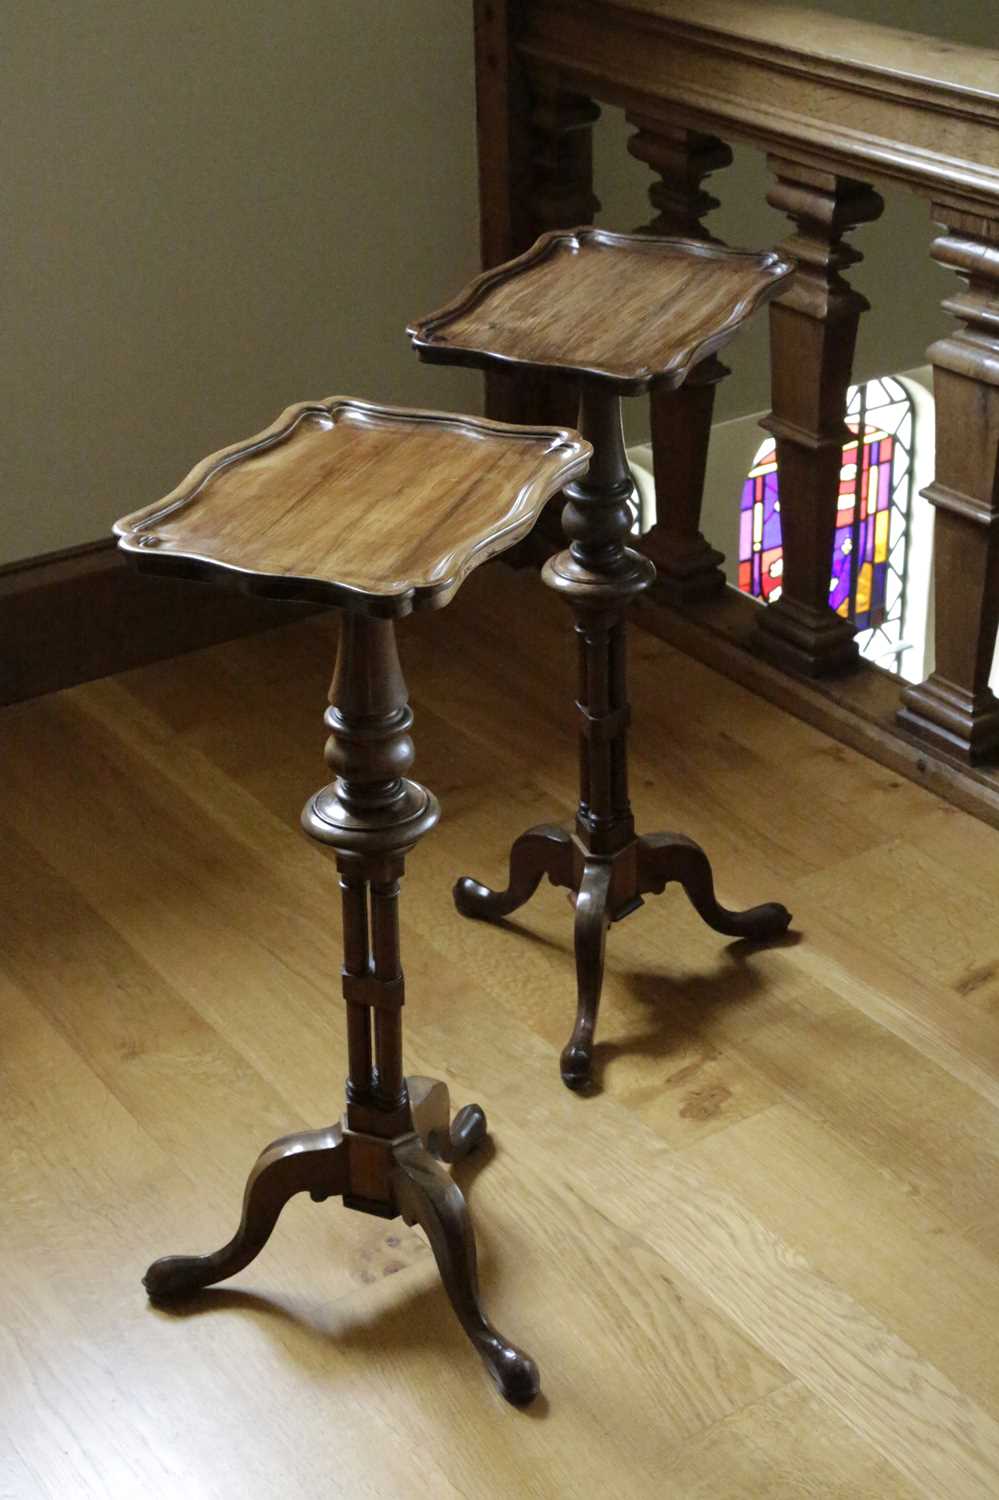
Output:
left=144, top=612, right=539, bottom=1405
left=456, top=381, right=792, bottom=1089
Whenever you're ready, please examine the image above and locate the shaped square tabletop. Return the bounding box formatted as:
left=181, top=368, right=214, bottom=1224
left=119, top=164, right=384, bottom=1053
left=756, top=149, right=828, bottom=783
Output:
left=114, top=398, right=591, bottom=615
left=409, top=228, right=796, bottom=394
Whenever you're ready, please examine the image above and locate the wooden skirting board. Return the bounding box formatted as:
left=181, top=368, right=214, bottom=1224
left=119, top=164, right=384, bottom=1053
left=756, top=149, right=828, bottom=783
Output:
left=0, top=538, right=319, bottom=705
left=633, top=582, right=999, bottom=833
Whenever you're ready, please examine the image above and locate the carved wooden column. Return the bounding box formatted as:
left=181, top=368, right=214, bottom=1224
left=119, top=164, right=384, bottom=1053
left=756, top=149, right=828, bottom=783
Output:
left=752, top=158, right=884, bottom=675
left=627, top=117, right=733, bottom=602
left=898, top=209, right=999, bottom=763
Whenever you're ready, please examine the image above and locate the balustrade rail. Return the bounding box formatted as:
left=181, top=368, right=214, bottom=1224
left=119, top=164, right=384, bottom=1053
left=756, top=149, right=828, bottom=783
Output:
left=474, top=0, right=999, bottom=826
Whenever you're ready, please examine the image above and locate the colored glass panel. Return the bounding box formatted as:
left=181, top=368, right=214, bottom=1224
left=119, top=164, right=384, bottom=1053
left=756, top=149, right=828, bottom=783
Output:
left=737, top=376, right=913, bottom=673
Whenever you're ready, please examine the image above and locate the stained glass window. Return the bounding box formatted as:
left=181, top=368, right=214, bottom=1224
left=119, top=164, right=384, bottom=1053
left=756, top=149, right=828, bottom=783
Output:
left=737, top=377, right=914, bottom=672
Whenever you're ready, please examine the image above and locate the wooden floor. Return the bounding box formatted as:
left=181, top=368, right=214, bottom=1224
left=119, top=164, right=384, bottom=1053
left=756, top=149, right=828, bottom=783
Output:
left=5, top=562, right=999, bottom=1498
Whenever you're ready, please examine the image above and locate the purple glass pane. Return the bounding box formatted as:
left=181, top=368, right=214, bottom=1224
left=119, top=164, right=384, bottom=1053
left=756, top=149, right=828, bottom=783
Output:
left=830, top=527, right=852, bottom=611
left=762, top=472, right=781, bottom=549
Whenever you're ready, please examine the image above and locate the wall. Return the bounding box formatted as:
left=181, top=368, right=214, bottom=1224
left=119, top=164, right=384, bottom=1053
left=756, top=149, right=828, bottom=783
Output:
left=4, top=0, right=480, bottom=565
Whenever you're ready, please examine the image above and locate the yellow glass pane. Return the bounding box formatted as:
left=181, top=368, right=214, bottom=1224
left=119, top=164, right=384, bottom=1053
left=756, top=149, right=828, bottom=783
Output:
left=856, top=561, right=872, bottom=613
left=874, top=508, right=890, bottom=561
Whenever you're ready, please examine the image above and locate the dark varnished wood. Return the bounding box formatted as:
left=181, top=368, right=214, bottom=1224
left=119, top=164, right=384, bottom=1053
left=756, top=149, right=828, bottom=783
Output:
left=455, top=823, right=575, bottom=918
left=142, top=606, right=538, bottom=1402
left=409, top=228, right=794, bottom=395
left=0, top=539, right=317, bottom=706
left=627, top=115, right=732, bottom=604
left=898, top=210, right=999, bottom=764
left=474, top=0, right=600, bottom=434
left=142, top=1077, right=535, bottom=1400
left=445, top=361, right=791, bottom=1087
left=524, top=85, right=603, bottom=435
left=562, top=860, right=612, bottom=1088
left=393, top=1137, right=539, bottom=1406
left=408, top=1076, right=488, bottom=1164
left=114, top=397, right=589, bottom=617
left=636, top=833, right=789, bottom=939
left=119, top=410, right=570, bottom=1404
left=143, top=1123, right=349, bottom=1300
left=752, top=161, right=884, bottom=678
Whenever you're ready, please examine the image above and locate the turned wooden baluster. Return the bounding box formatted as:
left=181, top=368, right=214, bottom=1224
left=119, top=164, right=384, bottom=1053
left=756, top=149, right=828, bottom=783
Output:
left=753, top=158, right=884, bottom=676
left=898, top=208, right=999, bottom=763
left=627, top=115, right=733, bottom=603
left=325, top=613, right=427, bottom=1144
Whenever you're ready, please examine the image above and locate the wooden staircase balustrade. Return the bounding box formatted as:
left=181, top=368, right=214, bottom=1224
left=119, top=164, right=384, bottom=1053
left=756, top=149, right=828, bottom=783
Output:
left=472, top=0, right=999, bottom=824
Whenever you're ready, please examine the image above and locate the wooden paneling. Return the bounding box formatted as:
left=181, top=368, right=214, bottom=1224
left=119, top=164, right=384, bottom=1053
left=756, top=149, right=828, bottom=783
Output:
left=0, top=539, right=312, bottom=706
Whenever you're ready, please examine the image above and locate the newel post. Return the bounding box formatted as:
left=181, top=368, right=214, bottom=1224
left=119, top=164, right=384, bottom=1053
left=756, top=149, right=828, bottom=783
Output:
left=753, top=158, right=884, bottom=676
left=898, top=207, right=999, bottom=763
left=627, top=117, right=733, bottom=603
left=522, top=76, right=601, bottom=429
left=473, top=2, right=600, bottom=428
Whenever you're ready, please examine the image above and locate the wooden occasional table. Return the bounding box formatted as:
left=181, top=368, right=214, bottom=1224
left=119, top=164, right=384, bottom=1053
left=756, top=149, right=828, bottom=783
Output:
left=114, top=395, right=590, bottom=1403
left=410, top=227, right=796, bottom=1089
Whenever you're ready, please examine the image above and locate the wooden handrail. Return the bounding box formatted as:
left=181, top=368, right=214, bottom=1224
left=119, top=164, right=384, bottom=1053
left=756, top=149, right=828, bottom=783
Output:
left=518, top=0, right=999, bottom=212
left=586, top=0, right=998, bottom=99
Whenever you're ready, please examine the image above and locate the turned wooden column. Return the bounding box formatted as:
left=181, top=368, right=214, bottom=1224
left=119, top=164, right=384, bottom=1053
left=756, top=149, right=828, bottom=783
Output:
left=898, top=208, right=999, bottom=763
left=752, top=158, right=884, bottom=676
left=321, top=613, right=435, bottom=1140
left=553, top=384, right=654, bottom=858
left=627, top=116, right=733, bottom=602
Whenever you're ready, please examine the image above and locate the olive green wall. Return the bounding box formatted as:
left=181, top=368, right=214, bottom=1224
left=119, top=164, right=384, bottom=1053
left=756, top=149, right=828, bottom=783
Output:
left=4, top=1, right=480, bottom=565
left=3, top=1, right=989, bottom=565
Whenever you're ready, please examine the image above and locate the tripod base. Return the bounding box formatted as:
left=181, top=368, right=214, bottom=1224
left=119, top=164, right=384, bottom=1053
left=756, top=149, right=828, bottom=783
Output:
left=143, top=1077, right=539, bottom=1406
left=455, top=827, right=790, bottom=1089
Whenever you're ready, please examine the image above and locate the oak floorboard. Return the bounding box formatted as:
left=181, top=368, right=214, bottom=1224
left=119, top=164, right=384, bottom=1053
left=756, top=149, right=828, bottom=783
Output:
left=3, top=561, right=999, bottom=1496
left=682, top=1103, right=999, bottom=1409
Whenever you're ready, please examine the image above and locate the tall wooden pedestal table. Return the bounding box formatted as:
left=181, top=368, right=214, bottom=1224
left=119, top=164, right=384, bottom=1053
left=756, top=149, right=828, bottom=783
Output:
left=410, top=228, right=796, bottom=1090
left=114, top=396, right=590, bottom=1403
